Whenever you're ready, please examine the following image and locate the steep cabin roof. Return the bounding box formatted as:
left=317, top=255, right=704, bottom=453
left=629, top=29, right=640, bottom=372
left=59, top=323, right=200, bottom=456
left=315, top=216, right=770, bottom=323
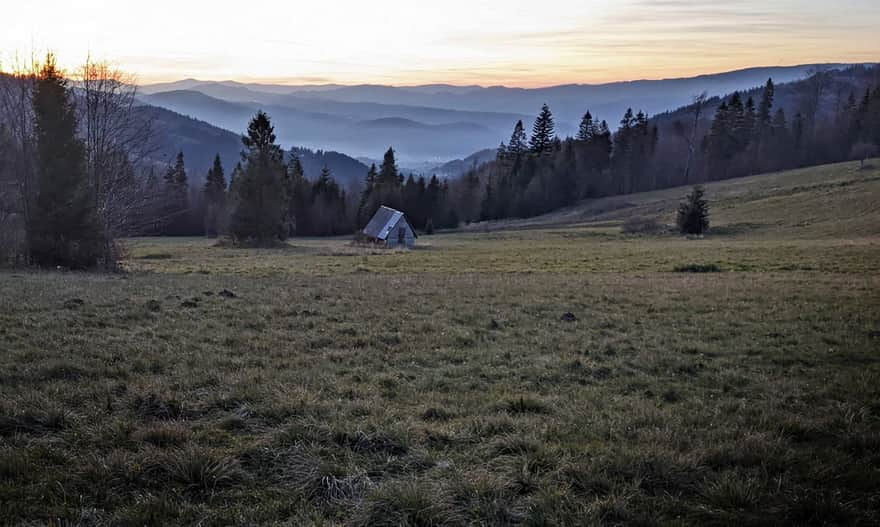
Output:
left=363, top=206, right=416, bottom=240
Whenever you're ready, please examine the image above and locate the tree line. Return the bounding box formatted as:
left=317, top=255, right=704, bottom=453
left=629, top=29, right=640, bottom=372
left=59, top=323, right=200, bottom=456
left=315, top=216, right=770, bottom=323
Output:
left=143, top=114, right=461, bottom=242
left=2, top=57, right=879, bottom=267
left=443, top=67, right=880, bottom=224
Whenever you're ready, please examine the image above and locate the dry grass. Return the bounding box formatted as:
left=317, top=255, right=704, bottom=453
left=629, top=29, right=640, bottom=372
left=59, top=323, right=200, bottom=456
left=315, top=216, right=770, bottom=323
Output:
left=1, top=160, right=879, bottom=525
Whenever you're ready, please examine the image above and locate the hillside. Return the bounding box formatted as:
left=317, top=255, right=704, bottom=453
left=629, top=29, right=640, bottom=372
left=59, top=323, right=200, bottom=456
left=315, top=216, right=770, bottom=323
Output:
left=467, top=159, right=880, bottom=240
left=138, top=105, right=368, bottom=185
left=141, top=63, right=871, bottom=165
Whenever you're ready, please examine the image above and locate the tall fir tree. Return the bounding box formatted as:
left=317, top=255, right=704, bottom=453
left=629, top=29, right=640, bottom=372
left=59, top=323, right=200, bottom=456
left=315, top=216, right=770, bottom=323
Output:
left=758, top=78, right=775, bottom=129
left=230, top=111, right=288, bottom=243
left=357, top=163, right=378, bottom=226
left=577, top=111, right=595, bottom=141
left=28, top=54, right=103, bottom=268
left=162, top=151, right=189, bottom=235
left=203, top=154, right=226, bottom=236
left=529, top=104, right=556, bottom=153
left=285, top=152, right=310, bottom=235
left=508, top=120, right=528, bottom=155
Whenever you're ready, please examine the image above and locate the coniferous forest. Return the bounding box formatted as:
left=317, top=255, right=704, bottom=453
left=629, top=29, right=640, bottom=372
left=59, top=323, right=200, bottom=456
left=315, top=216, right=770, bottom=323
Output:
left=1, top=59, right=879, bottom=264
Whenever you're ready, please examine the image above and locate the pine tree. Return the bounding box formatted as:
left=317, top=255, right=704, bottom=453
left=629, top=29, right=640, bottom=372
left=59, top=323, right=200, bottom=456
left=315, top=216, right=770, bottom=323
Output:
left=285, top=153, right=310, bottom=235
left=164, top=152, right=188, bottom=208
left=508, top=120, right=528, bottom=155
left=203, top=154, right=226, bottom=236
left=377, top=147, right=400, bottom=189
left=28, top=54, right=103, bottom=268
left=612, top=108, right=636, bottom=193
left=357, top=163, right=378, bottom=226
left=529, top=104, right=556, bottom=154
left=705, top=101, right=733, bottom=179
left=676, top=186, right=710, bottom=235
left=162, top=151, right=189, bottom=235
left=230, top=111, right=288, bottom=244
left=577, top=111, right=595, bottom=141
left=758, top=78, right=775, bottom=129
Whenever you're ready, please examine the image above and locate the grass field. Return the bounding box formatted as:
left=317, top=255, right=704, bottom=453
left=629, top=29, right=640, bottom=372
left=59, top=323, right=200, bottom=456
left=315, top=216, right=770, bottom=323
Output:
left=1, top=160, right=879, bottom=525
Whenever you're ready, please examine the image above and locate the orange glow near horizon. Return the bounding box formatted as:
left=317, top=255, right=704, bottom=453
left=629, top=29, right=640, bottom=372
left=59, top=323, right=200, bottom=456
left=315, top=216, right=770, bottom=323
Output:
left=3, top=0, right=879, bottom=88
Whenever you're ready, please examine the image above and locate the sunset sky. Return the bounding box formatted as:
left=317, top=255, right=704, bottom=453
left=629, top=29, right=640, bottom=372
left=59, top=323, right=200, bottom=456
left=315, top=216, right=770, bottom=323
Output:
left=3, top=0, right=879, bottom=87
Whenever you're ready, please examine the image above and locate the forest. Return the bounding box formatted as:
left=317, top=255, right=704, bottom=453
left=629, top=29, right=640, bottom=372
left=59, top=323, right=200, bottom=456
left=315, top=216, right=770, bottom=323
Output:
left=1, top=59, right=879, bottom=267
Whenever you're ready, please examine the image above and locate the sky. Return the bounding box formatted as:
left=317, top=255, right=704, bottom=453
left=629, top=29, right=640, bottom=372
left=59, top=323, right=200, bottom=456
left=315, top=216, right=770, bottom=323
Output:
left=2, top=0, right=879, bottom=87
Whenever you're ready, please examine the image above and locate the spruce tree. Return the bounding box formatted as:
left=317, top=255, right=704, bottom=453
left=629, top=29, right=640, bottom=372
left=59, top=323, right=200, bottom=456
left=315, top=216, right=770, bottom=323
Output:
left=163, top=151, right=189, bottom=235
left=758, top=78, right=775, bottom=129
left=285, top=153, right=310, bottom=235
left=508, top=120, right=528, bottom=155
left=377, top=147, right=400, bottom=189
left=529, top=104, right=556, bottom=153
left=357, top=163, right=378, bottom=225
left=203, top=154, right=226, bottom=236
left=676, top=186, right=710, bottom=235
left=28, top=55, right=103, bottom=268
left=230, top=111, right=288, bottom=244
left=577, top=111, right=595, bottom=141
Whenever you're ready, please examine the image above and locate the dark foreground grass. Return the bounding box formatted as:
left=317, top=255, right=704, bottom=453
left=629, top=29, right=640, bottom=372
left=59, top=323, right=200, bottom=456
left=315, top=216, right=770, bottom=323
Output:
left=1, top=261, right=878, bottom=525
left=1, top=161, right=879, bottom=525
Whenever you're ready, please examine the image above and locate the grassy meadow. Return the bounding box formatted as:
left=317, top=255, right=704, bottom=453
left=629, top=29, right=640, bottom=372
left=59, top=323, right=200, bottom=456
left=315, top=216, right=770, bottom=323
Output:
left=1, top=160, right=879, bottom=525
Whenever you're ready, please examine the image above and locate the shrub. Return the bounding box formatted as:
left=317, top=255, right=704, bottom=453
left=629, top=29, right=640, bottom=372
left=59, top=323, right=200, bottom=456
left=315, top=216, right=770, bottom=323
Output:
left=622, top=216, right=663, bottom=234
left=676, top=186, right=710, bottom=235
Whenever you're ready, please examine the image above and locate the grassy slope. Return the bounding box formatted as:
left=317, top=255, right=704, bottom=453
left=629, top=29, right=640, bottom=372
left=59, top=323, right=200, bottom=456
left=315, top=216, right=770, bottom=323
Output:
left=469, top=159, right=880, bottom=239
left=0, top=160, right=878, bottom=525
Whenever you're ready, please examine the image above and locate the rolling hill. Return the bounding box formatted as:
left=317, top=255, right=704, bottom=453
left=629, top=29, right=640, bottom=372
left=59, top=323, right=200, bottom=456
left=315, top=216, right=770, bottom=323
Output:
left=467, top=159, right=880, bottom=240
left=140, top=63, right=871, bottom=166
left=137, top=104, right=368, bottom=186
left=140, top=90, right=512, bottom=163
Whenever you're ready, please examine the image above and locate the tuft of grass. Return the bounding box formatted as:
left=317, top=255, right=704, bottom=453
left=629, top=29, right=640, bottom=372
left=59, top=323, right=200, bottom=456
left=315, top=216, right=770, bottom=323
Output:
left=703, top=471, right=762, bottom=510
left=161, top=447, right=245, bottom=493
left=130, top=393, right=184, bottom=421
left=469, top=416, right=516, bottom=439
left=279, top=448, right=373, bottom=504
left=420, top=407, right=454, bottom=422
left=132, top=423, right=190, bottom=448
left=0, top=449, right=31, bottom=481
left=673, top=263, right=722, bottom=273
left=353, top=479, right=463, bottom=527
left=0, top=407, right=69, bottom=436
left=503, top=396, right=551, bottom=415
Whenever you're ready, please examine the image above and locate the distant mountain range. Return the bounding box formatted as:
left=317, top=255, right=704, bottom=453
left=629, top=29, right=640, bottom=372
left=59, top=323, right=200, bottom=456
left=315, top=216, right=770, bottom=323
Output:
left=140, top=63, right=870, bottom=167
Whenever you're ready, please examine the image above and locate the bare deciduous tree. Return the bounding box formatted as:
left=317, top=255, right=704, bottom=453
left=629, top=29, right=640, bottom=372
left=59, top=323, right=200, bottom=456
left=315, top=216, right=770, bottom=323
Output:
left=673, top=91, right=707, bottom=185
left=76, top=58, right=161, bottom=259
left=0, top=54, right=39, bottom=264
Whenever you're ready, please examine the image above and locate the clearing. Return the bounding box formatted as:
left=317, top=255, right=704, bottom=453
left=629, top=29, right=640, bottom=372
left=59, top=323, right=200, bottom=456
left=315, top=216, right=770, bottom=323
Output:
left=1, top=160, right=878, bottom=525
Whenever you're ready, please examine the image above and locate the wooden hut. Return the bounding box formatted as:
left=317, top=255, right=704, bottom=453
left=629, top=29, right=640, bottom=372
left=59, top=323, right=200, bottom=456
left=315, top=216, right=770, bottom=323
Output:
left=362, top=206, right=417, bottom=248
